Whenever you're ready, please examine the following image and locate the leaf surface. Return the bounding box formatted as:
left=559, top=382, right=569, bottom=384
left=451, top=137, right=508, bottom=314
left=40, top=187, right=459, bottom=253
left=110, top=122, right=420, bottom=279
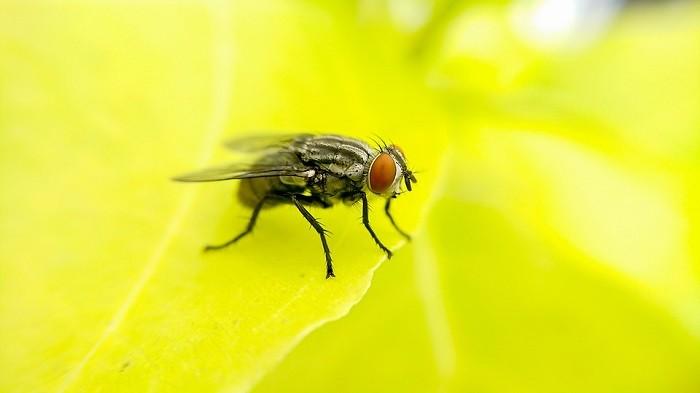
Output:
left=0, top=2, right=446, bottom=392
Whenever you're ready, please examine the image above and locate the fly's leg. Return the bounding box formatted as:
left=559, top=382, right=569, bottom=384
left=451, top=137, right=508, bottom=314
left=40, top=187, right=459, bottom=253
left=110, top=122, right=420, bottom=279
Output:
left=291, top=195, right=335, bottom=279
left=204, top=196, right=267, bottom=252
left=385, top=197, right=411, bottom=241
left=294, top=194, right=333, bottom=209
left=360, top=193, right=393, bottom=259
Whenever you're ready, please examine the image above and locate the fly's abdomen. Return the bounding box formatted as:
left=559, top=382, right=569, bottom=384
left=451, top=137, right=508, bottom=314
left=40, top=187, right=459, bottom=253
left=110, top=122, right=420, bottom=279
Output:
left=237, top=178, right=275, bottom=208
left=237, top=174, right=307, bottom=208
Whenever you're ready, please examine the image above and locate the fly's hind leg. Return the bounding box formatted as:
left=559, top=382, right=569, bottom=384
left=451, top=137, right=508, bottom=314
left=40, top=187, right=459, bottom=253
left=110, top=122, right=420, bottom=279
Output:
left=204, top=195, right=267, bottom=252
left=290, top=195, right=335, bottom=279
left=360, top=193, right=393, bottom=259
left=385, top=197, right=411, bottom=241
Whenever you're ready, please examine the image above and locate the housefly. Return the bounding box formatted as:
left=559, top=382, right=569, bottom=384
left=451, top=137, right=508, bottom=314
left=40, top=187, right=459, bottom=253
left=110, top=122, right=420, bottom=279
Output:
left=173, top=134, right=417, bottom=278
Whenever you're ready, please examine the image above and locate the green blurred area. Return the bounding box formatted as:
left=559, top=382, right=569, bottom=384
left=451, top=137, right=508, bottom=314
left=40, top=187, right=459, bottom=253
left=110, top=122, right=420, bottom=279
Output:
left=1, top=0, right=699, bottom=392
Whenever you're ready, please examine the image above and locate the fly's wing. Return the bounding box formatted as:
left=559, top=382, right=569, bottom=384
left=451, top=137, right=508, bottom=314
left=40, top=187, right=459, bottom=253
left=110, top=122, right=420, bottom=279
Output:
left=224, top=133, right=314, bottom=153
left=172, top=163, right=314, bottom=182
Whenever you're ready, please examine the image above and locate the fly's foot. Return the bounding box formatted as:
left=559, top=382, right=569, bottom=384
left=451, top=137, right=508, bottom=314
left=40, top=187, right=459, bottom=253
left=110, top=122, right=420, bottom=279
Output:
left=373, top=240, right=393, bottom=259
left=203, top=243, right=228, bottom=252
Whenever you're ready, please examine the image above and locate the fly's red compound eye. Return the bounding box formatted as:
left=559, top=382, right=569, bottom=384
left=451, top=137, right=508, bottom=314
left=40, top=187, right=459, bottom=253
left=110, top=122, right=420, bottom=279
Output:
left=369, top=153, right=397, bottom=194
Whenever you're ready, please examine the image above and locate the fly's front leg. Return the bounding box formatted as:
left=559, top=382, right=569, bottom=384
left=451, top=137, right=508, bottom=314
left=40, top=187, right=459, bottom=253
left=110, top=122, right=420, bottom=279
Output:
left=360, top=193, right=393, bottom=259
left=204, top=195, right=267, bottom=252
left=290, top=195, right=335, bottom=279
left=385, top=197, right=411, bottom=241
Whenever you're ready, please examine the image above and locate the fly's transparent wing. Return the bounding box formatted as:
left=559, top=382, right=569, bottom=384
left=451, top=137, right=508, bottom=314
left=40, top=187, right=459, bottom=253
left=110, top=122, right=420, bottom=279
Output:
left=224, top=133, right=313, bottom=153
left=172, top=163, right=314, bottom=182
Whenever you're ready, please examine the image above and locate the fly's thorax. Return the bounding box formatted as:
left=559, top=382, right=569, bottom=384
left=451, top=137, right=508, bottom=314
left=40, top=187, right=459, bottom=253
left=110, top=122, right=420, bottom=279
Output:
left=293, top=135, right=372, bottom=181
left=321, top=175, right=358, bottom=198
left=280, top=170, right=314, bottom=187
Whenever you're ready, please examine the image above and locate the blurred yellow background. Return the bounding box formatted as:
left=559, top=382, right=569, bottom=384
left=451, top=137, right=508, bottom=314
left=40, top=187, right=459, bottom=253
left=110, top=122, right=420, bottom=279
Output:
left=1, top=0, right=699, bottom=392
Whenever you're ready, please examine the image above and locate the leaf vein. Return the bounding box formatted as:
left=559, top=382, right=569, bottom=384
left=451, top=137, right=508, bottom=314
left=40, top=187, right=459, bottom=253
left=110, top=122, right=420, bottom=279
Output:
left=55, top=4, right=234, bottom=392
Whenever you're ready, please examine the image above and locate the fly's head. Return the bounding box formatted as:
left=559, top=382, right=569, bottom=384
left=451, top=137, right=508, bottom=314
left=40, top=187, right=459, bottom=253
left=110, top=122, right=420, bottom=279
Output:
left=367, top=144, right=417, bottom=197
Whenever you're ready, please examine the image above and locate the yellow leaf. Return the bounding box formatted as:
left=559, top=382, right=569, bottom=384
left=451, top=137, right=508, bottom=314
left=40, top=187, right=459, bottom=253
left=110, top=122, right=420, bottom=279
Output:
left=0, top=1, right=446, bottom=392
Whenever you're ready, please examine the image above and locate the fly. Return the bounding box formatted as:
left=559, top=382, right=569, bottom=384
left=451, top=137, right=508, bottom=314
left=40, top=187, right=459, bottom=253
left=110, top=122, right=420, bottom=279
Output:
left=173, top=133, right=417, bottom=279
